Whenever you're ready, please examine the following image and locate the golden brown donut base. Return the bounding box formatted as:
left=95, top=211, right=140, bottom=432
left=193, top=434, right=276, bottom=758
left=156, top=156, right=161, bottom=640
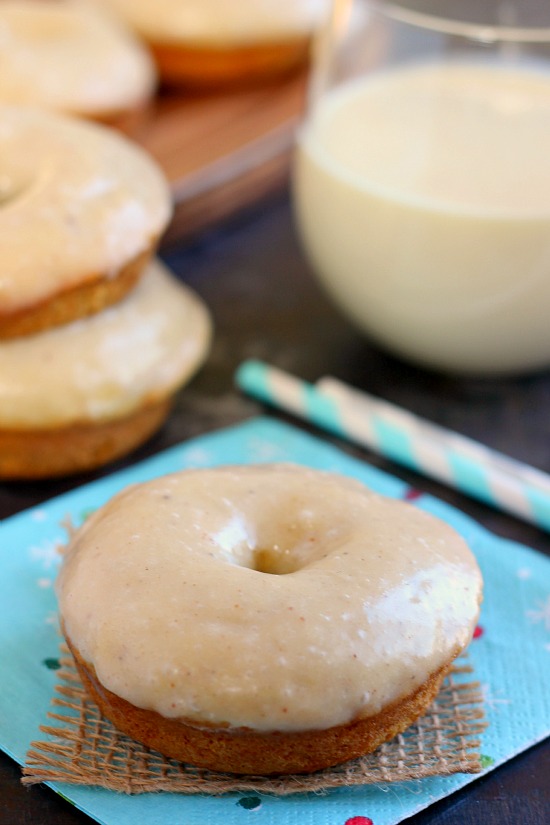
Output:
left=150, top=36, right=310, bottom=88
left=67, top=635, right=456, bottom=775
left=0, top=246, right=154, bottom=340
left=0, top=397, right=171, bottom=480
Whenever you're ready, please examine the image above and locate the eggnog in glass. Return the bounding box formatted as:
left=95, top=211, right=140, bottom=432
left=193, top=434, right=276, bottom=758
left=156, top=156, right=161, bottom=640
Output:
left=293, top=0, right=550, bottom=374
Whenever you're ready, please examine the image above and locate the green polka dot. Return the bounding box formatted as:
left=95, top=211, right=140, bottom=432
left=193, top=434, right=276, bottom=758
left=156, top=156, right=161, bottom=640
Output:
left=237, top=796, right=262, bottom=810
left=480, top=754, right=495, bottom=769
left=43, top=658, right=60, bottom=670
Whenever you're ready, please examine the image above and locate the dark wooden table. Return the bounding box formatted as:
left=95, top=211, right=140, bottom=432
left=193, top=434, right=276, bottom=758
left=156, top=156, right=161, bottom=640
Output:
left=1, top=195, right=549, bottom=824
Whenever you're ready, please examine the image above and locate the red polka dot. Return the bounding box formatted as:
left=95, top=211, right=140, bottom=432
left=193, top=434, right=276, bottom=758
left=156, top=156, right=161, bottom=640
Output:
left=404, top=488, right=422, bottom=501
left=345, top=817, right=374, bottom=825
left=473, top=625, right=484, bottom=639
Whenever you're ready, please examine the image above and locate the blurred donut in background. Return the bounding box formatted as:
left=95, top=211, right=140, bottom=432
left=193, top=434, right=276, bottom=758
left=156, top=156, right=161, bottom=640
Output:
left=96, top=0, right=331, bottom=87
left=0, top=0, right=156, bottom=129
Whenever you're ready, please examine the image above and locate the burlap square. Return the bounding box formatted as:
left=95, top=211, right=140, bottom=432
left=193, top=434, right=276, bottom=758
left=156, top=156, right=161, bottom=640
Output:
left=23, top=646, right=486, bottom=795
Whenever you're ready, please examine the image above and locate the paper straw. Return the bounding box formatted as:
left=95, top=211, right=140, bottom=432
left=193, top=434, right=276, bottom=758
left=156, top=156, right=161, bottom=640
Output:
left=235, top=359, right=550, bottom=532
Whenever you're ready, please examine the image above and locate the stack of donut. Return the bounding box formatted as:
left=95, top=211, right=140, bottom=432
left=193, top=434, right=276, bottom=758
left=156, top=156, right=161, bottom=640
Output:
left=0, top=106, right=211, bottom=479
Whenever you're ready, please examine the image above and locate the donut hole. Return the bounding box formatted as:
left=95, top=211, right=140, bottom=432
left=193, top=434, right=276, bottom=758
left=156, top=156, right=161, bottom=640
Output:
left=209, top=486, right=353, bottom=575
left=247, top=510, right=339, bottom=575
left=252, top=547, right=304, bottom=575
left=213, top=514, right=330, bottom=575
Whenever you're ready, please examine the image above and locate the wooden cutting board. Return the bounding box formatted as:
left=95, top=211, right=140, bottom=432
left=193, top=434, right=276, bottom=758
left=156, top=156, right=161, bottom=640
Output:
left=136, top=72, right=308, bottom=246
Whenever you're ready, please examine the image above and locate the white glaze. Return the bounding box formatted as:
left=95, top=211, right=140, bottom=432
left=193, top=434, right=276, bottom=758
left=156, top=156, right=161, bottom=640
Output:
left=0, top=106, right=171, bottom=314
left=57, top=465, right=482, bottom=732
left=0, top=260, right=211, bottom=428
left=99, top=0, right=329, bottom=45
left=0, top=1, right=156, bottom=116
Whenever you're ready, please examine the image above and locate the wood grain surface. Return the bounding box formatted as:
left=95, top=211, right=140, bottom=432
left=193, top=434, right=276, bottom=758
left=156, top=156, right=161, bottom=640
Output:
left=135, top=73, right=307, bottom=245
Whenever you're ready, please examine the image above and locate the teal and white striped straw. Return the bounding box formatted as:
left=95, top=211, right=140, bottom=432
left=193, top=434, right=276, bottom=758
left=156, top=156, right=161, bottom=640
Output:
left=235, top=359, right=550, bottom=533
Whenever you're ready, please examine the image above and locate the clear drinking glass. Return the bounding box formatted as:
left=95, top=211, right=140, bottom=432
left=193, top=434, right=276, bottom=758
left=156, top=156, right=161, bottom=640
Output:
left=293, top=0, right=550, bottom=375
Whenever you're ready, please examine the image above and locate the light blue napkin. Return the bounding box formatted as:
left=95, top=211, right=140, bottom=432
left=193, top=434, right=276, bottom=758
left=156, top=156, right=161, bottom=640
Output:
left=1, top=417, right=549, bottom=825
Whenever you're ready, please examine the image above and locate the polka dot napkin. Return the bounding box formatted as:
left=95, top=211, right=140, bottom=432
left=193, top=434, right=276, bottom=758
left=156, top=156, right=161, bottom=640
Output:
left=1, top=417, right=549, bottom=825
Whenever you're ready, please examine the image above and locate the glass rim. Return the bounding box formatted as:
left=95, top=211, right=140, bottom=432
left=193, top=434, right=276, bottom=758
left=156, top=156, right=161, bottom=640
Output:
left=367, top=0, right=550, bottom=43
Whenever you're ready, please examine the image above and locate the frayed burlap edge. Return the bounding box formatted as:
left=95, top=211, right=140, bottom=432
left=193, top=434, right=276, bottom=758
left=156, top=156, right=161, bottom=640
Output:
left=22, top=645, right=486, bottom=796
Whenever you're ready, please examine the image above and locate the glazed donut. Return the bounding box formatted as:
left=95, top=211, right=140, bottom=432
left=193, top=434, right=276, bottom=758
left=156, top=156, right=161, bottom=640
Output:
left=0, top=0, right=156, bottom=128
left=57, top=464, right=483, bottom=774
left=98, top=0, right=330, bottom=87
left=0, top=106, right=171, bottom=339
left=0, top=260, right=211, bottom=479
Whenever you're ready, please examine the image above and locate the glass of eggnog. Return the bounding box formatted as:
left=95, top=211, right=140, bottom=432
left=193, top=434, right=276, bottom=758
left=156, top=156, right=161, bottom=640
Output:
left=293, top=0, right=550, bottom=375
